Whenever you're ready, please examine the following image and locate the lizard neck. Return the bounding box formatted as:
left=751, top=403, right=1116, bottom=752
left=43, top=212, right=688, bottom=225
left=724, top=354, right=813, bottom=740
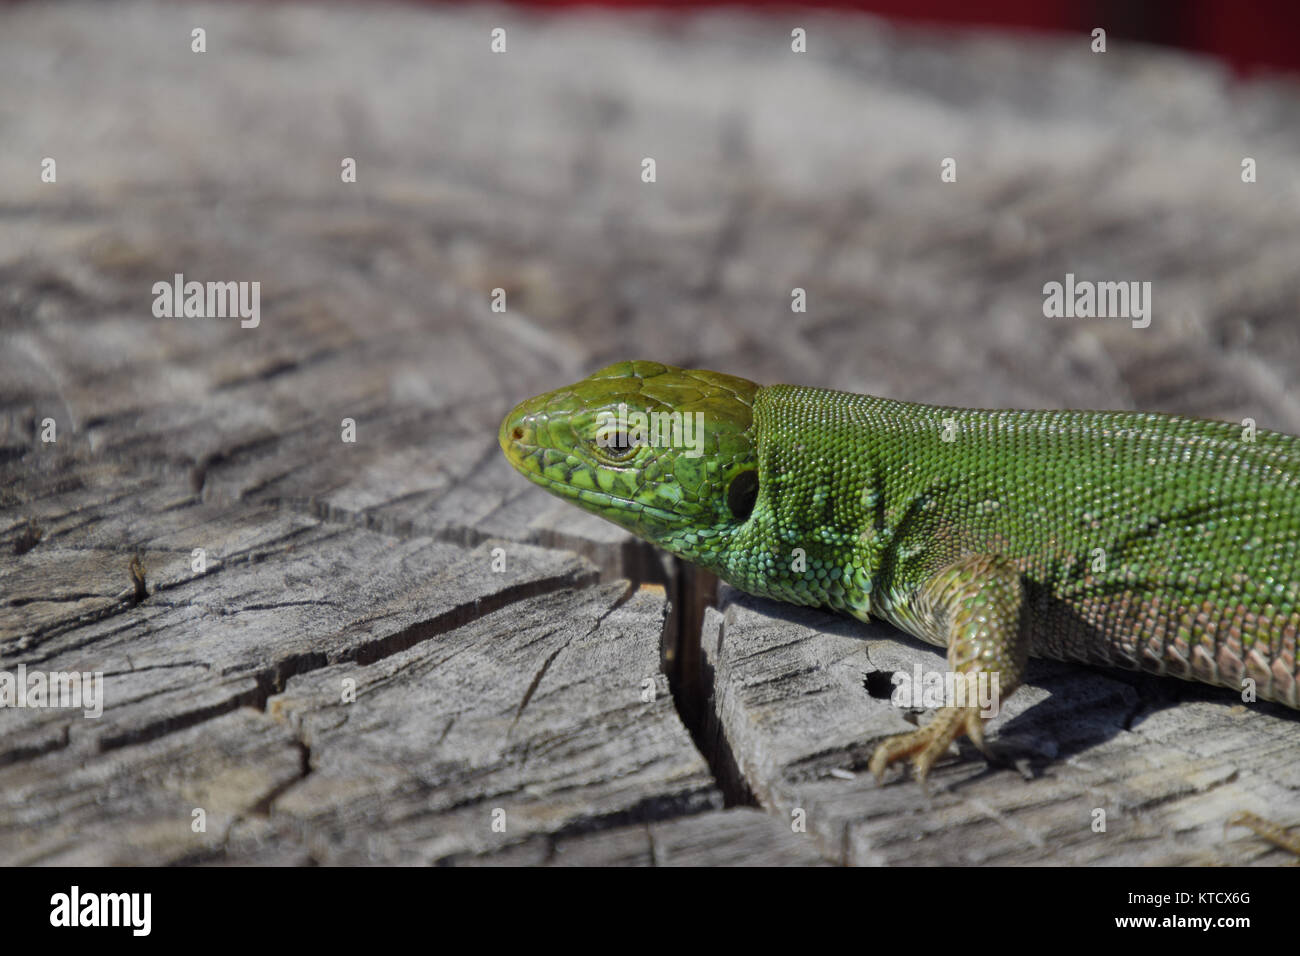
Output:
left=715, top=384, right=897, bottom=622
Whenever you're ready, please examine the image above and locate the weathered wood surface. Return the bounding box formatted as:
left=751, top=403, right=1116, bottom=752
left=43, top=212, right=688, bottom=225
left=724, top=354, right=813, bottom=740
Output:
left=2, top=0, right=1300, bottom=864
left=703, top=591, right=1300, bottom=865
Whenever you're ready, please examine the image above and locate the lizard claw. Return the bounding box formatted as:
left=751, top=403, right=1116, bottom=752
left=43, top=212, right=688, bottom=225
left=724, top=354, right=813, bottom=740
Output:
left=870, top=704, right=988, bottom=783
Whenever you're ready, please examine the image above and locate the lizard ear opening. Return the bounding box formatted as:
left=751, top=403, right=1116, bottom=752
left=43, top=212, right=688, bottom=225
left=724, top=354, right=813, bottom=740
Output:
left=726, top=470, right=759, bottom=521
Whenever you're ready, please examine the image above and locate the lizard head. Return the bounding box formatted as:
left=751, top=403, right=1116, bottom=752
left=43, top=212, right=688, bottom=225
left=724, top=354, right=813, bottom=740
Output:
left=499, top=360, right=761, bottom=565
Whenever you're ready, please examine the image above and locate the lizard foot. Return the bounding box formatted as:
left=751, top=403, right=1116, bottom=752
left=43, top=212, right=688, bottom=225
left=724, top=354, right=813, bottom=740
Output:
left=869, top=704, right=988, bottom=783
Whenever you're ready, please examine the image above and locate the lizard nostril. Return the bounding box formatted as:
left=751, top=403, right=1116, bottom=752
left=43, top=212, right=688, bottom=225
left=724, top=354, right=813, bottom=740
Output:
left=512, top=426, right=524, bottom=441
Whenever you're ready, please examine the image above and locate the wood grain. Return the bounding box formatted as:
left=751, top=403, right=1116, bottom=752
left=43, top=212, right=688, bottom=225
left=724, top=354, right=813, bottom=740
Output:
left=2, top=0, right=1299, bottom=864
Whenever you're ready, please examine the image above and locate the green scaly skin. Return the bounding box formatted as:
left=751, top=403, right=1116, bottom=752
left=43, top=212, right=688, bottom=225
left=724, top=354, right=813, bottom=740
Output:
left=499, top=360, right=1300, bottom=785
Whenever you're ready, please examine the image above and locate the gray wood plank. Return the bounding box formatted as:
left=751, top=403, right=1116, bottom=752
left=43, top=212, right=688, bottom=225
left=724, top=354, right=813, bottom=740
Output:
left=702, top=588, right=1300, bottom=865
left=263, top=582, right=720, bottom=864
left=452, top=807, right=830, bottom=866
left=0, top=575, right=728, bottom=864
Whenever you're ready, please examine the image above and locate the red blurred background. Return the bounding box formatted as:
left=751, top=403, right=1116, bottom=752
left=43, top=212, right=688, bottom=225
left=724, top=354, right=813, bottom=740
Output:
left=500, top=0, right=1300, bottom=76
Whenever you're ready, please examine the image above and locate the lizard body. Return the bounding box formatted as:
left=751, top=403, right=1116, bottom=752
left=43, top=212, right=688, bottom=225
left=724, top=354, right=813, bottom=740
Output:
left=500, top=361, right=1300, bottom=779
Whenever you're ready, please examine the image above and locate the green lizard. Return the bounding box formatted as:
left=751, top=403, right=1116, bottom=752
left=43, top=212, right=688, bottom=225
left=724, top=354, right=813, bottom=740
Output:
left=499, top=361, right=1300, bottom=800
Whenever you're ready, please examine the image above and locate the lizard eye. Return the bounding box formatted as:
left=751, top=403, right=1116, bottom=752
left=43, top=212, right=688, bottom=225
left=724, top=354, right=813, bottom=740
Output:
left=592, top=430, right=638, bottom=462
left=726, top=470, right=758, bottom=521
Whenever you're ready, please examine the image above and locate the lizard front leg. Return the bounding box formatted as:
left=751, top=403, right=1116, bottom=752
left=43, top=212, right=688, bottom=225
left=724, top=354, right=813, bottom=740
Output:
left=870, top=554, right=1029, bottom=783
